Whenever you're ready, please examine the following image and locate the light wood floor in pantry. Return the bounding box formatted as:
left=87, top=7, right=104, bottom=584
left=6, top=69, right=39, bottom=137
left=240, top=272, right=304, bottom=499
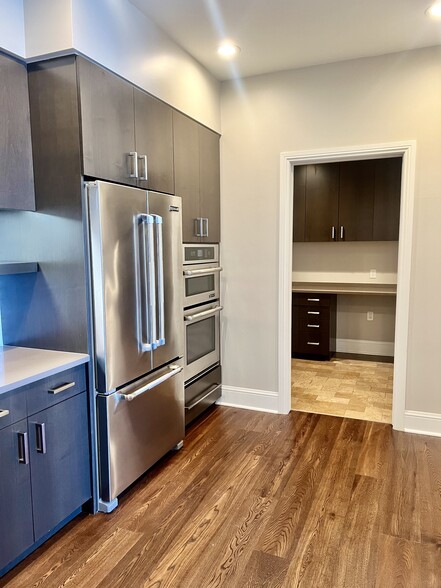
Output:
left=292, top=357, right=393, bottom=423
left=2, top=405, right=441, bottom=588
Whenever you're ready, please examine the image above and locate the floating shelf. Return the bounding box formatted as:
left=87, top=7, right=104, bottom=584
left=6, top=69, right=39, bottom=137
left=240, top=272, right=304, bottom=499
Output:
left=0, top=262, right=39, bottom=275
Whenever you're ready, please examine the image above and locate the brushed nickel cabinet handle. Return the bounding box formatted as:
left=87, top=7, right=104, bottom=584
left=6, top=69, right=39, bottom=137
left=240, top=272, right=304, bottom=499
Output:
left=307, top=311, right=320, bottom=315
left=48, top=381, right=75, bottom=395
left=340, top=225, right=344, bottom=240
left=331, top=226, right=336, bottom=240
left=0, top=409, right=10, bottom=418
left=18, top=431, right=29, bottom=465
left=128, top=151, right=138, bottom=178
left=307, top=342, right=320, bottom=346
left=307, top=298, right=320, bottom=302
left=35, top=423, right=47, bottom=454
left=307, top=324, right=320, bottom=328
left=138, top=154, right=148, bottom=181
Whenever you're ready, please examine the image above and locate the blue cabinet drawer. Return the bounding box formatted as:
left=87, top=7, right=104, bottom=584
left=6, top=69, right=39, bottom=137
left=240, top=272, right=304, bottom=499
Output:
left=0, top=387, right=28, bottom=431
left=26, top=365, right=87, bottom=416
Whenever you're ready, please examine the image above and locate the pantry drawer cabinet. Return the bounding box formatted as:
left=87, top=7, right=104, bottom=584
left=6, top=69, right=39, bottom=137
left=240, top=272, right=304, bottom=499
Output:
left=292, top=293, right=336, bottom=359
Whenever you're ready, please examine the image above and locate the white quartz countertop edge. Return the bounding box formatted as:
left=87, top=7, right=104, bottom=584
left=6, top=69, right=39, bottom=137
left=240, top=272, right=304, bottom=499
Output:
left=0, top=346, right=90, bottom=396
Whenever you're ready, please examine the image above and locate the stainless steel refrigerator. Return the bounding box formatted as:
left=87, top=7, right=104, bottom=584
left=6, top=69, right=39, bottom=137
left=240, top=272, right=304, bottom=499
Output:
left=85, top=180, right=184, bottom=511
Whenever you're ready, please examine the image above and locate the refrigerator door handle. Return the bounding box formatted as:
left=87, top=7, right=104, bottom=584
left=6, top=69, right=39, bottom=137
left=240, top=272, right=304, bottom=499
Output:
left=151, top=214, right=165, bottom=347
left=119, top=365, right=183, bottom=401
left=136, top=213, right=155, bottom=352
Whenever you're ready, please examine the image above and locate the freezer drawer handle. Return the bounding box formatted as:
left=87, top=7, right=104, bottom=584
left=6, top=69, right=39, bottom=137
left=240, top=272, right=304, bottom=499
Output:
left=183, top=267, right=223, bottom=277
left=186, top=384, right=221, bottom=411
left=184, top=305, right=223, bottom=322
left=48, top=381, right=75, bottom=395
left=0, top=409, right=10, bottom=418
left=120, top=365, right=183, bottom=402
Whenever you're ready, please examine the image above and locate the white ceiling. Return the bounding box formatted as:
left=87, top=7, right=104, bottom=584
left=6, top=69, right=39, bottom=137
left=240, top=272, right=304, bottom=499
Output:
left=130, top=0, right=441, bottom=81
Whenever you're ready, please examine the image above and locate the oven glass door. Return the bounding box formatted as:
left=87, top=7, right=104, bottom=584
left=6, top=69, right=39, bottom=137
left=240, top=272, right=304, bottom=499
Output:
left=184, top=304, right=221, bottom=381
left=184, top=266, right=220, bottom=307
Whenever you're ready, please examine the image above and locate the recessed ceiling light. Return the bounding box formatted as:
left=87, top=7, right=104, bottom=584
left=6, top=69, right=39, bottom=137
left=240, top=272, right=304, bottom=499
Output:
left=426, top=2, right=441, bottom=18
left=217, top=41, right=241, bottom=59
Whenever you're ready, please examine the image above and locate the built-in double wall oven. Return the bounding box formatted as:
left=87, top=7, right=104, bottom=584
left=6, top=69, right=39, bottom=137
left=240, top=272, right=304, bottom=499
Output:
left=183, top=244, right=222, bottom=424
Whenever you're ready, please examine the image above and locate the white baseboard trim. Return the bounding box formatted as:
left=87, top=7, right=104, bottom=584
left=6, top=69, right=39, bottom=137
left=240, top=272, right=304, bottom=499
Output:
left=403, top=410, right=441, bottom=437
left=217, top=385, right=279, bottom=413
left=336, top=338, right=394, bottom=357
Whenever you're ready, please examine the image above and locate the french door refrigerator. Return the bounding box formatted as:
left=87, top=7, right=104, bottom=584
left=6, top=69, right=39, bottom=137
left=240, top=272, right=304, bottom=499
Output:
left=86, top=180, right=184, bottom=511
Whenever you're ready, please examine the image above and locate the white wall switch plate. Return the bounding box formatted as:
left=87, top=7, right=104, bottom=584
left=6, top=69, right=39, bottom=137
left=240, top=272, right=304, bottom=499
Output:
left=369, top=269, right=377, bottom=279
left=367, top=311, right=374, bottom=321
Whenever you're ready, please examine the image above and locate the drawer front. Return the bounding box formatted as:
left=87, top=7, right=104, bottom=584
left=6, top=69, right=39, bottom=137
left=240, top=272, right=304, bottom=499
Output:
left=292, top=306, right=330, bottom=357
left=26, top=365, right=87, bottom=416
left=185, top=365, right=221, bottom=426
left=0, top=387, right=28, bottom=431
left=297, top=306, right=329, bottom=330
left=292, top=293, right=331, bottom=308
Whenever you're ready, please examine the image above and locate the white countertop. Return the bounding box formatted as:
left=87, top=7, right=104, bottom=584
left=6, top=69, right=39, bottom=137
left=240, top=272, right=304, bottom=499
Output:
left=0, top=346, right=89, bottom=395
left=292, top=282, right=397, bottom=296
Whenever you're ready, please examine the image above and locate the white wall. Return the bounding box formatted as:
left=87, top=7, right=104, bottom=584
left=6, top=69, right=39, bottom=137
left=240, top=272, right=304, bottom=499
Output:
left=22, top=0, right=220, bottom=130
left=0, top=0, right=25, bottom=56
left=220, top=46, right=441, bottom=415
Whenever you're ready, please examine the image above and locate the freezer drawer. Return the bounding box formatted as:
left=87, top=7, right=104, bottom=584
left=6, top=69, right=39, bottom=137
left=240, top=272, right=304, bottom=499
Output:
left=98, top=360, right=184, bottom=503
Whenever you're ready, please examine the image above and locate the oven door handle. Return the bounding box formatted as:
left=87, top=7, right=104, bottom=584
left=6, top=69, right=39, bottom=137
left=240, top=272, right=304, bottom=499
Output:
left=183, top=267, right=223, bottom=277
left=119, top=365, right=183, bottom=401
left=184, top=305, right=223, bottom=322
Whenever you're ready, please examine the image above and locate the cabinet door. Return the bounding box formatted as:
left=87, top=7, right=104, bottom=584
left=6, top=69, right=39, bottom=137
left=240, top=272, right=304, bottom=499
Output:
left=78, top=58, right=136, bottom=185
left=0, top=419, right=34, bottom=571
left=305, top=164, right=339, bottom=242
left=173, top=111, right=200, bottom=243
left=293, top=165, right=306, bottom=242
left=0, top=53, right=35, bottom=210
left=339, top=160, right=375, bottom=241
left=29, top=392, right=91, bottom=541
left=199, top=126, right=220, bottom=243
left=373, top=157, right=402, bottom=241
left=134, top=89, right=174, bottom=194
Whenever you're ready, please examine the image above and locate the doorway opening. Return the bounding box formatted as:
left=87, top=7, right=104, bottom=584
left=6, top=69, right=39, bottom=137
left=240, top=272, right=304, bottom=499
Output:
left=277, top=142, right=416, bottom=431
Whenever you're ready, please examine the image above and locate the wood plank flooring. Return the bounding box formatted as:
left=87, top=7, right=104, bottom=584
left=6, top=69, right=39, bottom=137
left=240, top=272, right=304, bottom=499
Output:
left=2, top=406, right=440, bottom=587
left=292, top=358, right=393, bottom=423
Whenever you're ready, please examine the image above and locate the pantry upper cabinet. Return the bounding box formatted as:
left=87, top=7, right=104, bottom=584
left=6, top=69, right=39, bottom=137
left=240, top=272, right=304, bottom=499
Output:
left=173, top=111, right=221, bottom=243
left=293, top=158, right=401, bottom=242
left=0, top=52, right=35, bottom=211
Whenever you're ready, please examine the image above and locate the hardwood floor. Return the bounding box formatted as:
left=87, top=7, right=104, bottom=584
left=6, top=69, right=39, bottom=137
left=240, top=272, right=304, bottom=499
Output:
left=292, top=358, right=393, bottom=423
left=2, top=406, right=440, bottom=587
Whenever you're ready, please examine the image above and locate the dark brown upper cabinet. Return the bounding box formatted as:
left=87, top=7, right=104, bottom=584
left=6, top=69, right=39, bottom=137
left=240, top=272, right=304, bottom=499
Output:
left=293, top=158, right=401, bottom=243
left=339, top=160, right=375, bottom=241
left=78, top=58, right=137, bottom=186
left=173, top=111, right=221, bottom=243
left=373, top=157, right=402, bottom=241
left=78, top=58, right=175, bottom=193
left=0, top=52, right=35, bottom=211
left=134, top=89, right=174, bottom=194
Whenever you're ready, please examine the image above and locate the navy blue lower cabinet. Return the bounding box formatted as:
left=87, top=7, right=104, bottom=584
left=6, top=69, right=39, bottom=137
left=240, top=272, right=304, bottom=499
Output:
left=0, top=419, right=34, bottom=570
left=29, top=391, right=91, bottom=541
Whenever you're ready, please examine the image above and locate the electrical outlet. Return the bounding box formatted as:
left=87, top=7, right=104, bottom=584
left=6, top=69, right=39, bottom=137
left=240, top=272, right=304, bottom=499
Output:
left=369, top=269, right=377, bottom=279
left=367, top=311, right=374, bottom=321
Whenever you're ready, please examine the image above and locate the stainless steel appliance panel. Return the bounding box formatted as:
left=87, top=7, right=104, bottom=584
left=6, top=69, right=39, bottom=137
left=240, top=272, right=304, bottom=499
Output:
left=148, top=191, right=184, bottom=370
left=87, top=180, right=152, bottom=393
left=185, top=364, right=221, bottom=425
left=184, top=302, right=222, bottom=381
left=98, top=360, right=184, bottom=502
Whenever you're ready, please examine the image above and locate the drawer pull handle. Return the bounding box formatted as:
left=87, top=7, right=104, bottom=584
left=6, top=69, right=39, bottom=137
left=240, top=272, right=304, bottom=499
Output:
left=48, top=381, right=75, bottom=395
left=307, top=298, right=320, bottom=302
left=18, top=431, right=29, bottom=465
left=185, top=384, right=221, bottom=411
left=307, top=311, right=320, bottom=315
left=0, top=409, right=10, bottom=418
left=307, top=324, right=320, bottom=328
left=307, top=342, right=320, bottom=346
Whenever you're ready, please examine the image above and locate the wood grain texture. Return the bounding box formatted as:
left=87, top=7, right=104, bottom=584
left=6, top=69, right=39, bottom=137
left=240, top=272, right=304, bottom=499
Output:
left=2, top=407, right=441, bottom=587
